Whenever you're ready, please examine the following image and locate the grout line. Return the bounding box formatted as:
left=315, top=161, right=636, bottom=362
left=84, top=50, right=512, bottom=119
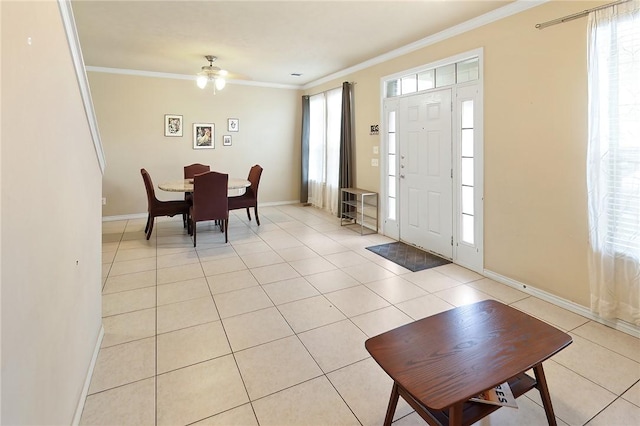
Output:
left=99, top=206, right=640, bottom=425
left=152, top=219, right=159, bottom=426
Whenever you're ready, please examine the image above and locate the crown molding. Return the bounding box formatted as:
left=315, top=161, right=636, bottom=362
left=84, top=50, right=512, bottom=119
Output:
left=303, top=0, right=549, bottom=89
left=59, top=0, right=106, bottom=173
left=85, top=66, right=301, bottom=90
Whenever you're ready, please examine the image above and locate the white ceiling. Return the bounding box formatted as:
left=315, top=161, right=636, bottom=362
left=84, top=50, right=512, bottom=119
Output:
left=71, top=0, right=515, bottom=88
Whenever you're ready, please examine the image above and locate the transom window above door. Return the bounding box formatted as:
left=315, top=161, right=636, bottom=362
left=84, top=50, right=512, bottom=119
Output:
left=385, top=57, right=479, bottom=98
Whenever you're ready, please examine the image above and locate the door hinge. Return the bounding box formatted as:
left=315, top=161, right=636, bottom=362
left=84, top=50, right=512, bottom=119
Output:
left=451, top=236, right=454, bottom=246
left=451, top=101, right=453, bottom=112
left=451, top=169, right=453, bottom=178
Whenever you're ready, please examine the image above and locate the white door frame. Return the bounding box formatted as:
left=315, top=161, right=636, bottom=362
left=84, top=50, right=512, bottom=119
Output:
left=379, top=48, right=484, bottom=273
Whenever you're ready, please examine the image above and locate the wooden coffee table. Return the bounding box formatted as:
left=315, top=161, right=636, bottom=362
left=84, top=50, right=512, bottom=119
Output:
left=365, top=299, right=572, bottom=426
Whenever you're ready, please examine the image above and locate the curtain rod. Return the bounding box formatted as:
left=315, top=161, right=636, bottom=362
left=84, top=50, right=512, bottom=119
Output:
left=305, top=81, right=356, bottom=98
left=535, top=0, right=630, bottom=29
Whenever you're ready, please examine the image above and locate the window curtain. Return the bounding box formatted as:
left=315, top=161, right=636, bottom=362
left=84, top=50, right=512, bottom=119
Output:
left=308, top=94, right=325, bottom=208
left=325, top=89, right=342, bottom=214
left=338, top=81, right=354, bottom=217
left=300, top=96, right=310, bottom=203
left=308, top=89, right=342, bottom=214
left=587, top=0, right=640, bottom=326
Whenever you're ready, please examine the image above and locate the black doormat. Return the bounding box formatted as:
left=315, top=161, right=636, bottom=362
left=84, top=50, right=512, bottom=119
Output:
left=366, top=242, right=451, bottom=272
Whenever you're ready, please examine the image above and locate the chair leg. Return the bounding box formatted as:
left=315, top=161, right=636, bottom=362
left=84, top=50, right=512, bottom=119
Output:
left=182, top=213, right=187, bottom=229
left=146, top=217, right=154, bottom=240
left=254, top=206, right=260, bottom=226
left=145, top=214, right=151, bottom=233
left=246, top=207, right=251, bottom=221
left=192, top=222, right=197, bottom=247
left=224, top=219, right=228, bottom=243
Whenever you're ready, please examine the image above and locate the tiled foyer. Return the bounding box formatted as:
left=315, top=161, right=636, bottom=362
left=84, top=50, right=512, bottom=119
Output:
left=85, top=204, right=640, bottom=425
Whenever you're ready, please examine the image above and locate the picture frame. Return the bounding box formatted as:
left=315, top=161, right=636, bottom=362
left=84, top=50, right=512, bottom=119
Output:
left=164, top=114, right=183, bottom=137
left=223, top=135, right=232, bottom=146
left=193, top=123, right=214, bottom=149
left=227, top=118, right=239, bottom=132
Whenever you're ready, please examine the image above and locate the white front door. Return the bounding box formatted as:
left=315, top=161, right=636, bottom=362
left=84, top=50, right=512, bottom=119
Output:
left=399, top=89, right=452, bottom=258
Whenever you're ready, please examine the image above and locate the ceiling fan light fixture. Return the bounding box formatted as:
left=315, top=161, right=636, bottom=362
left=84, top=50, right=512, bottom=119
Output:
left=196, top=74, right=208, bottom=89
left=195, top=55, right=227, bottom=93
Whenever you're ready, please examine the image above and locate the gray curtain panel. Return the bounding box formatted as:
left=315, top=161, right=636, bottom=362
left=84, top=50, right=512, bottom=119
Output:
left=338, top=82, right=354, bottom=215
left=300, top=95, right=310, bottom=203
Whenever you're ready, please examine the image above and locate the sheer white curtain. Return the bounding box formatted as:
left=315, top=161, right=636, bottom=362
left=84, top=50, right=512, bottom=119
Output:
left=308, top=94, right=325, bottom=207
left=308, top=88, right=342, bottom=214
left=587, top=0, right=640, bottom=325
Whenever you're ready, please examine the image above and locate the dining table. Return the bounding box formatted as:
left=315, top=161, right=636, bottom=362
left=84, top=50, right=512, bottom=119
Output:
left=158, top=178, right=250, bottom=197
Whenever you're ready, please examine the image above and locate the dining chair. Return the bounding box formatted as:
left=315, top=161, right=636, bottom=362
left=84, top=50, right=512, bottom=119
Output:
left=189, top=171, right=229, bottom=246
left=184, top=163, right=210, bottom=179
left=140, top=168, right=191, bottom=240
left=228, top=164, right=263, bottom=225
left=182, top=163, right=211, bottom=227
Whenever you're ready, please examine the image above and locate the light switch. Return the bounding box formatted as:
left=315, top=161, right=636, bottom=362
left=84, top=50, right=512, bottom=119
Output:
left=371, top=158, right=379, bottom=167
left=373, top=146, right=379, bottom=154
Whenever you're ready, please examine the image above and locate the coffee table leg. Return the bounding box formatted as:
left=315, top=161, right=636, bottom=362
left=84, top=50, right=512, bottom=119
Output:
left=533, top=363, right=558, bottom=426
left=383, top=382, right=400, bottom=426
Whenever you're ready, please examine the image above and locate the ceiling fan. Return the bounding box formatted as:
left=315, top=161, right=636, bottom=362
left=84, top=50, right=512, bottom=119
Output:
left=196, top=55, right=228, bottom=92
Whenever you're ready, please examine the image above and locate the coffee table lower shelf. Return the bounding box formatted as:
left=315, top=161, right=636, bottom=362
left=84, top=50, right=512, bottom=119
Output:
left=396, top=372, right=537, bottom=426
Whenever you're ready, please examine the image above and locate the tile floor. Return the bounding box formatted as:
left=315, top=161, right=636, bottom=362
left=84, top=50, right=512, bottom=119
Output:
left=84, top=204, right=640, bottom=425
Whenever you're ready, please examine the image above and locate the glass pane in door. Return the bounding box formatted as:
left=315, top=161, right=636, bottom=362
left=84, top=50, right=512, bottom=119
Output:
left=456, top=58, right=479, bottom=83
left=401, top=75, right=417, bottom=94
left=386, top=79, right=400, bottom=97
left=462, top=214, right=474, bottom=244
left=461, top=129, right=474, bottom=157
left=418, top=70, right=435, bottom=91
left=435, top=64, right=455, bottom=87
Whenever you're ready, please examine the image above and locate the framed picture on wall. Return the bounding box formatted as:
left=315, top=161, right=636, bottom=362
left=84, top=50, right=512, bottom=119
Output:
left=164, top=114, right=183, bottom=137
left=227, top=118, right=239, bottom=132
left=193, top=123, right=214, bottom=149
left=223, top=135, right=232, bottom=146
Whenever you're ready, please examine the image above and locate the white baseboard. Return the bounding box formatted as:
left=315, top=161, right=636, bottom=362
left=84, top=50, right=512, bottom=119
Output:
left=262, top=200, right=300, bottom=206
left=102, top=201, right=300, bottom=222
left=102, top=213, right=146, bottom=222
left=72, top=325, right=104, bottom=426
left=483, top=269, right=639, bottom=338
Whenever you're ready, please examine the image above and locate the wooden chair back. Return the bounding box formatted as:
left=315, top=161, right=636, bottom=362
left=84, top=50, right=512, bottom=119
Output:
left=184, top=163, right=211, bottom=179
left=192, top=171, right=228, bottom=222
left=246, top=164, right=263, bottom=199
left=140, top=168, right=190, bottom=240
left=141, top=168, right=157, bottom=208
left=190, top=171, right=229, bottom=245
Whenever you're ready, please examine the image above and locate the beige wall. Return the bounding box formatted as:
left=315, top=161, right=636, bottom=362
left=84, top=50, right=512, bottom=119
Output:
left=1, top=1, right=103, bottom=423
left=86, top=2, right=606, bottom=314
left=89, top=73, right=301, bottom=217
left=305, top=1, right=606, bottom=308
